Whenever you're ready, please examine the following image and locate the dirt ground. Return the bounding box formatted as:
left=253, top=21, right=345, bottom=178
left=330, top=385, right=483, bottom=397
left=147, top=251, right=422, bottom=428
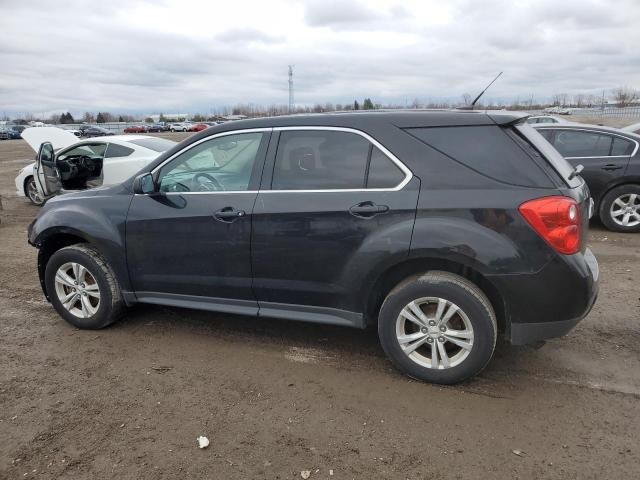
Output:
left=0, top=128, right=639, bottom=480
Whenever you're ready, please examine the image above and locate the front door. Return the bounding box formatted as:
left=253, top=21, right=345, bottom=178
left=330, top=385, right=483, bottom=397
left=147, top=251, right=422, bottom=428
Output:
left=34, top=142, right=61, bottom=198
left=251, top=128, right=419, bottom=323
left=126, top=130, right=270, bottom=314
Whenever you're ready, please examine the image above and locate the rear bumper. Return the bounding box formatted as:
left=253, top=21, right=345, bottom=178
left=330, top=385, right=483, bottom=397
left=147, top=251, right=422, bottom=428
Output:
left=489, top=247, right=599, bottom=345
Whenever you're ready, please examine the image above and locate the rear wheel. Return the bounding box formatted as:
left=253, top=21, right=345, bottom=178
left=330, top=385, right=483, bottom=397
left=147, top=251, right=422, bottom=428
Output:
left=44, top=244, right=125, bottom=329
left=25, top=176, right=45, bottom=206
left=599, top=184, right=640, bottom=233
left=378, top=271, right=497, bottom=384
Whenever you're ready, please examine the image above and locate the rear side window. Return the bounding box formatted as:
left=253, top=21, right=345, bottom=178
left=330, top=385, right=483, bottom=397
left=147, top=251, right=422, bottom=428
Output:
left=406, top=125, right=553, bottom=187
left=611, top=137, right=635, bottom=156
left=105, top=143, right=134, bottom=158
left=272, top=130, right=370, bottom=190
left=553, top=130, right=612, bottom=157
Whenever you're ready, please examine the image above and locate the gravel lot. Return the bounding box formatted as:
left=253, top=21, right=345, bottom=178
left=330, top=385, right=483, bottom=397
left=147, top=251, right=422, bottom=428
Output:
left=0, top=130, right=639, bottom=479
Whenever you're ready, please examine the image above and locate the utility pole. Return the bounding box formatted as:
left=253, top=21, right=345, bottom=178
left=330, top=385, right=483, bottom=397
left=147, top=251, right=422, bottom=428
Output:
left=601, top=89, right=605, bottom=111
left=288, top=65, right=294, bottom=114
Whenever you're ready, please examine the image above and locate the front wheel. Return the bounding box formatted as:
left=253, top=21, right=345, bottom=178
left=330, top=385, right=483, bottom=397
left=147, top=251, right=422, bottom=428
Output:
left=378, top=271, right=497, bottom=384
left=25, top=176, right=45, bottom=206
left=599, top=185, right=640, bottom=233
left=44, top=244, right=125, bottom=329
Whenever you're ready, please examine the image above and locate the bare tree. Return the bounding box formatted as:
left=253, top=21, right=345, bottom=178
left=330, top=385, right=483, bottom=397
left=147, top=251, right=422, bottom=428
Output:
left=461, top=93, right=472, bottom=106
left=612, top=87, right=639, bottom=108
left=551, top=93, right=568, bottom=107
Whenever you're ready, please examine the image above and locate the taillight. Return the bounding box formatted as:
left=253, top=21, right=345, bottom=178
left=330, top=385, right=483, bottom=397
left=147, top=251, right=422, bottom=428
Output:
left=518, top=196, right=581, bottom=255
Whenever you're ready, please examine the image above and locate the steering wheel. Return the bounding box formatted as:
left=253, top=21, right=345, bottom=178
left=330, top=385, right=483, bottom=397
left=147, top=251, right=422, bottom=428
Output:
left=78, top=155, right=96, bottom=170
left=193, top=172, right=223, bottom=191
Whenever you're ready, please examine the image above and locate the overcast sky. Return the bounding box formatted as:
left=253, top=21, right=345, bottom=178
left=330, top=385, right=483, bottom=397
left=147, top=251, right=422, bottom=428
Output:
left=1, top=0, right=639, bottom=117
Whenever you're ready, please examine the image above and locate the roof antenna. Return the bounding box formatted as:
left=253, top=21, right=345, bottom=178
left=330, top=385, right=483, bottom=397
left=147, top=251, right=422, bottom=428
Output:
left=460, top=71, right=503, bottom=110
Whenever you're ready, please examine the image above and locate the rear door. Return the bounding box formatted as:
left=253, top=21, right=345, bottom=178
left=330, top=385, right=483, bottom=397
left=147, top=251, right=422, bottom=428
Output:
left=34, top=142, right=61, bottom=197
left=251, top=127, right=419, bottom=324
left=539, top=128, right=634, bottom=202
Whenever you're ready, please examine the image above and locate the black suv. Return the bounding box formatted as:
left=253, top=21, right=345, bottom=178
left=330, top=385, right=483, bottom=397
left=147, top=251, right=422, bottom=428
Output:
left=534, top=124, right=640, bottom=232
left=28, top=112, right=599, bottom=384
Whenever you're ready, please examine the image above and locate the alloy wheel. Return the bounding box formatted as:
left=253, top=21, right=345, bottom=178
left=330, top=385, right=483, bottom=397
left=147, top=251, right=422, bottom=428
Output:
left=27, top=179, right=43, bottom=205
left=395, top=297, right=474, bottom=369
left=610, top=193, right=640, bottom=227
left=54, top=262, right=101, bottom=318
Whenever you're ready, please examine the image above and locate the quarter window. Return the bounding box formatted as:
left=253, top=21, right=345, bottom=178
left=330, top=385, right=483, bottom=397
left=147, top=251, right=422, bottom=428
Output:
left=552, top=130, right=612, bottom=157
left=272, top=130, right=405, bottom=190
left=367, top=147, right=404, bottom=188
left=105, top=143, right=134, bottom=158
left=158, top=132, right=264, bottom=192
left=611, top=137, right=635, bottom=156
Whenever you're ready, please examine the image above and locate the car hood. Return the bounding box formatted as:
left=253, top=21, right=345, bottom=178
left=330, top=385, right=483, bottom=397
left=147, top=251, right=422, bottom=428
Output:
left=21, top=127, right=78, bottom=153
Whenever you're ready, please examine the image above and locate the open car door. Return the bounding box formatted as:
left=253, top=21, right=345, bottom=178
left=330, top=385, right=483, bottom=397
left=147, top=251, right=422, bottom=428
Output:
left=34, top=142, right=61, bottom=198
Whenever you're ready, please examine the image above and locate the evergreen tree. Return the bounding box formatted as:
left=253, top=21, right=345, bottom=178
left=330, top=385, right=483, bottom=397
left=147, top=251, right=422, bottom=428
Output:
left=354, top=100, right=360, bottom=110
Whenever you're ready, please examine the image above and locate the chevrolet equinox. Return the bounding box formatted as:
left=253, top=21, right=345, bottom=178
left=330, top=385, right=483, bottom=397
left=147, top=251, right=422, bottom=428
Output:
left=28, top=111, right=599, bottom=384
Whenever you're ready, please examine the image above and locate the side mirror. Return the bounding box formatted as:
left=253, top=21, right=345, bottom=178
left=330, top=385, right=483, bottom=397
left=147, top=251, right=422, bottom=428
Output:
left=133, top=173, right=157, bottom=195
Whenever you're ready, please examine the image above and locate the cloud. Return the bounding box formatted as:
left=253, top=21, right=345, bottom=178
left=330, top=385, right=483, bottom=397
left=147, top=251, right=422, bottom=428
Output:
left=0, top=0, right=639, bottom=116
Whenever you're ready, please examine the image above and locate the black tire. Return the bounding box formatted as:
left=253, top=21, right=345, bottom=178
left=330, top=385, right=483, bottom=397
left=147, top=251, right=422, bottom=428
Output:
left=24, top=176, right=45, bottom=206
left=599, top=184, right=640, bottom=233
left=378, top=271, right=497, bottom=384
left=44, top=244, right=125, bottom=329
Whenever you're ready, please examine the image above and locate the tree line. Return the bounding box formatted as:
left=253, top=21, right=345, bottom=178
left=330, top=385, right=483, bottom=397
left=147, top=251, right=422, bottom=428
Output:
left=4, top=87, right=638, bottom=125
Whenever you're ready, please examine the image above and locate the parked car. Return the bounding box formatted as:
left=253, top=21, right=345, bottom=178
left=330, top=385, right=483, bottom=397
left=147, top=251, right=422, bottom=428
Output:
left=525, top=115, right=568, bottom=125
left=10, top=125, right=28, bottom=135
left=544, top=107, right=572, bottom=115
left=146, top=124, right=168, bottom=133
left=0, top=125, right=25, bottom=139
left=188, top=123, right=209, bottom=132
left=123, top=125, right=147, bottom=134
left=622, top=122, right=640, bottom=135
left=27, top=111, right=598, bottom=384
left=79, top=125, right=114, bottom=137
left=534, top=123, right=640, bottom=232
left=15, top=127, right=176, bottom=206
left=169, top=123, right=189, bottom=132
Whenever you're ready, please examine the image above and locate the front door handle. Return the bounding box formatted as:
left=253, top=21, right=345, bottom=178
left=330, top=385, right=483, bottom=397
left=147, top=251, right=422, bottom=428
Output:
left=214, top=206, right=246, bottom=222
left=602, top=164, right=623, bottom=171
left=349, top=201, right=389, bottom=218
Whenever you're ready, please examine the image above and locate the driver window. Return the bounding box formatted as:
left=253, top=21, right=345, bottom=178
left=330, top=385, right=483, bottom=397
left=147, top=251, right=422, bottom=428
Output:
left=158, top=132, right=264, bottom=192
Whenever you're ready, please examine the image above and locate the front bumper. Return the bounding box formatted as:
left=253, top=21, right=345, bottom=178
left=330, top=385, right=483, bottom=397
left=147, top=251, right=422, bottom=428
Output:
left=490, top=248, right=599, bottom=345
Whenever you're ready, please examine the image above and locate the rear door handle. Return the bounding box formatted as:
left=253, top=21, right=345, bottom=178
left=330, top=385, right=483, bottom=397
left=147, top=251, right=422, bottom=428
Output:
left=602, top=164, right=623, bottom=171
left=349, top=202, right=389, bottom=218
left=214, top=206, right=245, bottom=222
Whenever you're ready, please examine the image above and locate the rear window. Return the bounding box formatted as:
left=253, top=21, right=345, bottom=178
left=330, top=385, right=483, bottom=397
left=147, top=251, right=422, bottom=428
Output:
left=405, top=125, right=553, bottom=187
left=128, top=138, right=176, bottom=152
left=105, top=143, right=134, bottom=158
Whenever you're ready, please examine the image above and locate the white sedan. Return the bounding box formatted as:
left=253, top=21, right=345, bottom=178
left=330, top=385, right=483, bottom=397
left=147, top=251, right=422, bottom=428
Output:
left=15, top=127, right=175, bottom=205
